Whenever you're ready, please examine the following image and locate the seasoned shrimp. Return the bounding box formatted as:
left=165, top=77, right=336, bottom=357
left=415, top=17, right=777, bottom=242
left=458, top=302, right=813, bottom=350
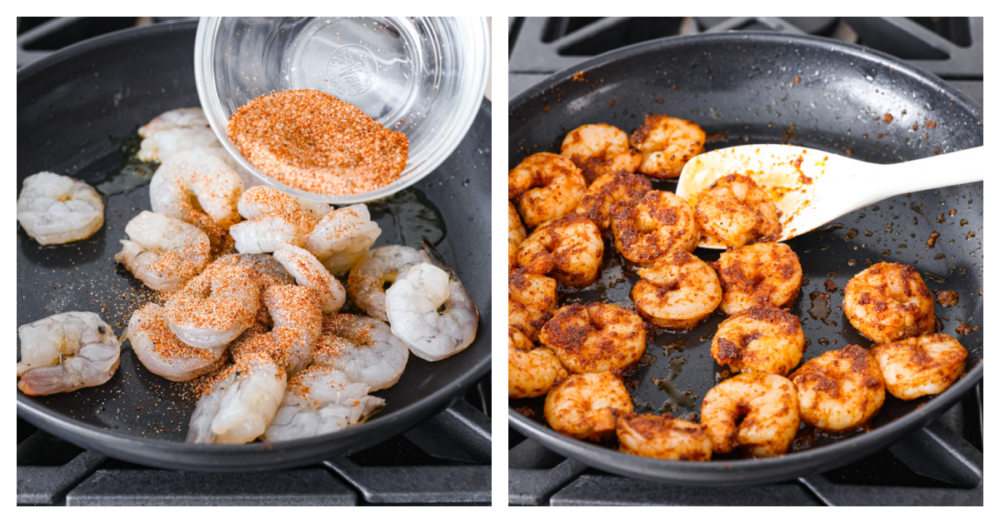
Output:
left=127, top=304, right=227, bottom=382
left=544, top=371, right=633, bottom=440
left=17, top=312, right=120, bottom=396
left=509, top=326, right=567, bottom=399
left=115, top=211, right=211, bottom=292
left=508, top=201, right=526, bottom=271
left=137, top=108, right=223, bottom=164
left=516, top=214, right=604, bottom=287
left=262, top=366, right=384, bottom=442
left=164, top=263, right=261, bottom=349
left=312, top=314, right=410, bottom=391
left=560, top=123, right=643, bottom=183
left=509, top=152, right=587, bottom=228
left=348, top=245, right=430, bottom=321
left=870, top=333, right=967, bottom=400
left=214, top=253, right=295, bottom=290
left=260, top=285, right=323, bottom=374
left=231, top=211, right=317, bottom=253
left=632, top=249, right=722, bottom=330
left=715, top=242, right=802, bottom=316
left=539, top=302, right=646, bottom=374
left=611, top=190, right=699, bottom=265
left=790, top=345, right=885, bottom=431
left=508, top=272, right=558, bottom=342
left=695, top=174, right=782, bottom=248
left=616, top=413, right=712, bottom=461
left=273, top=245, right=347, bottom=314
left=17, top=172, right=104, bottom=245
left=711, top=306, right=805, bottom=376
left=700, top=373, right=800, bottom=457
left=305, top=204, right=382, bottom=274
left=237, top=185, right=303, bottom=219
left=844, top=262, right=935, bottom=344
left=629, top=115, right=706, bottom=179
left=574, top=170, right=652, bottom=231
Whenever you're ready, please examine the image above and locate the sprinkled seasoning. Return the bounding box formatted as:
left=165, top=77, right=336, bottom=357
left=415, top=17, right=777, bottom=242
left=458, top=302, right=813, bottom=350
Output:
left=228, top=89, right=408, bottom=195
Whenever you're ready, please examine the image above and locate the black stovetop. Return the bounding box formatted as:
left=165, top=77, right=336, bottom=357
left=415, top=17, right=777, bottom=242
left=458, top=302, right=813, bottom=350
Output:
left=508, top=16, right=983, bottom=506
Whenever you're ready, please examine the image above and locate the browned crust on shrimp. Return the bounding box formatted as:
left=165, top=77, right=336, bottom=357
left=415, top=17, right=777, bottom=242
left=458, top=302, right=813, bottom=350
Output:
left=540, top=302, right=646, bottom=373
left=575, top=171, right=652, bottom=231
left=611, top=190, right=699, bottom=265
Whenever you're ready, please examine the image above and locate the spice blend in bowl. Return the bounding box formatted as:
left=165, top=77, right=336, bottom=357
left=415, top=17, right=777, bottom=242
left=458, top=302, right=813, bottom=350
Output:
left=227, top=89, right=409, bottom=196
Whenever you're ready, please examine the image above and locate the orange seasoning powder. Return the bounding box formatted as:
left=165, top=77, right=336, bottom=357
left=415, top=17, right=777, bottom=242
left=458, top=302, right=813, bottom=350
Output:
left=227, top=89, right=408, bottom=196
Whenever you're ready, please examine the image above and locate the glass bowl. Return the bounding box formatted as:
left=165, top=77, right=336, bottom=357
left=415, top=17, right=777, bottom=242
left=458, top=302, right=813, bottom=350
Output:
left=194, top=17, right=490, bottom=204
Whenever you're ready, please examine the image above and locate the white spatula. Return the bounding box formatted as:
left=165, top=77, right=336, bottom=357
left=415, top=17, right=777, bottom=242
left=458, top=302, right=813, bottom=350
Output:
left=675, top=144, right=984, bottom=249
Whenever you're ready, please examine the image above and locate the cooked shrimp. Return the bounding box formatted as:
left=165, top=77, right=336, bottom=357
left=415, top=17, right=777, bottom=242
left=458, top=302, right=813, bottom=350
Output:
left=508, top=272, right=558, bottom=342
left=611, top=190, right=699, bottom=265
left=348, top=245, right=430, bottom=321
left=700, top=373, right=799, bottom=457
left=629, top=115, right=706, bottom=179
left=114, top=211, right=210, bottom=292
left=870, top=333, right=967, bottom=400
left=715, top=242, right=802, bottom=316
left=509, top=326, right=567, bottom=399
left=509, top=152, right=586, bottom=228
left=312, top=314, right=410, bottom=391
left=632, top=249, right=722, bottom=330
left=262, top=365, right=384, bottom=442
left=127, top=304, right=227, bottom=382
left=843, top=262, right=935, bottom=344
left=137, top=108, right=223, bottom=164
left=17, top=312, right=121, bottom=396
left=575, top=170, right=652, bottom=231
left=509, top=202, right=526, bottom=270
left=17, top=172, right=104, bottom=245
left=544, top=371, right=633, bottom=440
left=711, top=306, right=805, bottom=376
left=695, top=174, right=782, bottom=248
left=305, top=204, right=382, bottom=274
left=273, top=245, right=347, bottom=314
left=539, top=302, right=646, bottom=374
left=163, top=263, right=260, bottom=349
left=516, top=214, right=604, bottom=287
left=616, top=413, right=712, bottom=461
left=790, top=345, right=885, bottom=431
left=560, top=123, right=643, bottom=183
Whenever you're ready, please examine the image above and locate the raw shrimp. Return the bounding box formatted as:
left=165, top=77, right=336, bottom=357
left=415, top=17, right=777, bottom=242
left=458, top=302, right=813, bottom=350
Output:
left=544, top=371, right=633, bottom=440
left=305, top=204, right=382, bottom=274
left=509, top=152, right=586, bottom=228
left=213, top=253, right=295, bottom=290
left=508, top=201, right=526, bottom=271
left=231, top=211, right=317, bottom=253
left=632, top=249, right=722, bottom=330
left=114, top=211, right=210, bottom=292
left=508, top=272, right=558, bottom=342
left=539, top=302, right=646, bottom=374
left=715, top=242, right=802, bottom=316
left=616, top=413, right=713, bottom=461
left=870, top=333, right=968, bottom=400
left=17, top=312, right=120, bottom=396
left=560, top=123, right=643, bottom=183
left=574, top=170, right=652, bottom=231
left=127, top=304, right=227, bottom=382
left=711, top=306, right=805, bottom=376
left=516, top=214, right=604, bottom=287
left=164, top=263, right=260, bottom=349
left=17, top=172, right=104, bottom=245
left=700, top=373, right=800, bottom=457
left=629, top=115, right=706, bottom=179
left=843, top=262, right=935, bottom=344
left=695, top=174, right=782, bottom=248
left=237, top=186, right=303, bottom=219
left=790, top=345, right=885, bottom=431
left=137, top=108, right=223, bottom=164
left=311, top=314, right=409, bottom=391
left=272, top=245, right=347, bottom=314
left=348, top=245, right=430, bottom=321
left=509, top=326, right=567, bottom=399
left=262, top=365, right=384, bottom=442
left=611, top=190, right=699, bottom=265
left=260, top=285, right=324, bottom=374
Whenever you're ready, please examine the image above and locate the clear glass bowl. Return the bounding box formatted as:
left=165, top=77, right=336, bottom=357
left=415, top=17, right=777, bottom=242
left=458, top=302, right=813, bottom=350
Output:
left=194, top=17, right=490, bottom=204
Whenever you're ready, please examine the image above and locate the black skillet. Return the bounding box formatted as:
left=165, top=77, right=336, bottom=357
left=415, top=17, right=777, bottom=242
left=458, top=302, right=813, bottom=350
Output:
left=508, top=32, right=983, bottom=486
left=16, top=20, right=492, bottom=471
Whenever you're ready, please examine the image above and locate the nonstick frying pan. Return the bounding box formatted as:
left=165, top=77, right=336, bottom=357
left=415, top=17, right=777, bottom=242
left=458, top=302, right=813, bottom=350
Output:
left=508, top=32, right=983, bottom=486
left=17, top=20, right=492, bottom=472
